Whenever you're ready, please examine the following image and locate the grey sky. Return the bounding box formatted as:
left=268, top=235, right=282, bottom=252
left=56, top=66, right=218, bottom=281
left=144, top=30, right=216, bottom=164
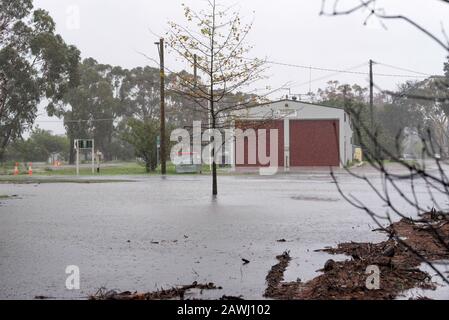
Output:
left=32, top=0, right=449, bottom=134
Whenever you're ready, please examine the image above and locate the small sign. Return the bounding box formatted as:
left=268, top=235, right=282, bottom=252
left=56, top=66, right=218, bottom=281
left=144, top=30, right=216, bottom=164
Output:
left=74, top=139, right=95, bottom=175
left=75, top=139, right=93, bottom=150
left=277, top=108, right=297, bottom=117
left=157, top=136, right=161, bottom=148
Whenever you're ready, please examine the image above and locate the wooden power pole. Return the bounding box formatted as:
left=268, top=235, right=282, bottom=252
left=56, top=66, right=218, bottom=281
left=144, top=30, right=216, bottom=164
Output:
left=156, top=38, right=166, bottom=175
left=369, top=59, right=374, bottom=134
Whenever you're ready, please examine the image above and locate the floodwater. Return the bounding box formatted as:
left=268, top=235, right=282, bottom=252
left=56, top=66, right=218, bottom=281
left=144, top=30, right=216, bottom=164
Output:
left=0, top=166, right=448, bottom=299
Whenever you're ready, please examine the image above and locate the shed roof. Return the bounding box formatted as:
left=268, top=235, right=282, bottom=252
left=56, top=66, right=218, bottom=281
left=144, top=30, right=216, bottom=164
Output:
left=253, top=99, right=345, bottom=112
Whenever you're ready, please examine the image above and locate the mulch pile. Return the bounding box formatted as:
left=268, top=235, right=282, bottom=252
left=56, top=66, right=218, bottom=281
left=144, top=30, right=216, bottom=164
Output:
left=264, top=251, right=301, bottom=298
left=90, top=282, right=222, bottom=300
left=265, top=211, right=449, bottom=300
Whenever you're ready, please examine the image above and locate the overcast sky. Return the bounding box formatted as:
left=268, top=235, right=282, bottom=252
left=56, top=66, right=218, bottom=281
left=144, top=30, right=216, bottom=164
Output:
left=32, top=0, right=449, bottom=134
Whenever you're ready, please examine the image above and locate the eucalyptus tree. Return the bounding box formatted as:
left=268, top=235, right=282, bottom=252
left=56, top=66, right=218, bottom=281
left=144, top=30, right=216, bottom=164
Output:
left=51, top=58, right=126, bottom=162
left=0, top=0, right=80, bottom=161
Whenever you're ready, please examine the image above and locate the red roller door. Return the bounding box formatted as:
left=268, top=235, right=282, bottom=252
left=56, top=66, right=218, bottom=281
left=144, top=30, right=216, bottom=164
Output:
left=290, top=120, right=340, bottom=167
left=235, top=120, right=284, bottom=167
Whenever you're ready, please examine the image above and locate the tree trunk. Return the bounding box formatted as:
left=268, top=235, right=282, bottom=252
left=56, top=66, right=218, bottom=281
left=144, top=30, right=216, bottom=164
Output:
left=211, top=112, right=218, bottom=196
left=212, top=161, right=217, bottom=196
left=69, top=138, right=75, bottom=165
left=150, top=156, right=157, bottom=172
left=0, top=128, right=12, bottom=163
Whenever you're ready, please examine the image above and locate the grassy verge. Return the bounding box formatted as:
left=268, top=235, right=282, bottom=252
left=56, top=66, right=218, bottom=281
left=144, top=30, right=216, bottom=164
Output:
left=39, top=163, right=214, bottom=176
left=0, top=176, right=137, bottom=184
left=0, top=162, right=217, bottom=176
left=0, top=194, right=19, bottom=199
left=40, top=163, right=152, bottom=176
left=0, top=162, right=235, bottom=184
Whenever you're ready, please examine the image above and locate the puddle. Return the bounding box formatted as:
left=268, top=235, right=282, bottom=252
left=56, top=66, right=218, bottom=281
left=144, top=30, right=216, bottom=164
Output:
left=283, top=250, right=349, bottom=283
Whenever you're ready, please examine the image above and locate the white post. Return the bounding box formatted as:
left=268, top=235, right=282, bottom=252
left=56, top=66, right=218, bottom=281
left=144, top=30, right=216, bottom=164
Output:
left=284, top=118, right=290, bottom=171
left=75, top=140, right=79, bottom=176
left=230, top=120, right=236, bottom=171
left=92, top=140, right=95, bottom=174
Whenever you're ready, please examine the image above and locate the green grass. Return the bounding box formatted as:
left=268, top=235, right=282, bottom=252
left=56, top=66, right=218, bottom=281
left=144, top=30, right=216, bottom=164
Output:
left=0, top=162, right=16, bottom=175
left=40, top=163, right=148, bottom=176
left=0, top=162, right=215, bottom=177
left=0, top=177, right=135, bottom=184
left=40, top=163, right=213, bottom=176
left=0, top=194, right=19, bottom=199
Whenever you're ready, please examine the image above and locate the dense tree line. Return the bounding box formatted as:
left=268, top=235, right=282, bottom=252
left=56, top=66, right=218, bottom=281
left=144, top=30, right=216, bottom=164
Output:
left=5, top=128, right=69, bottom=162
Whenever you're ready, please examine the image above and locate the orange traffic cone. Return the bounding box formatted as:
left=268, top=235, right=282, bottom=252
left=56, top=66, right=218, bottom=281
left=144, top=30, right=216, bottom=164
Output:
left=28, top=162, right=33, bottom=176
left=13, top=162, right=19, bottom=176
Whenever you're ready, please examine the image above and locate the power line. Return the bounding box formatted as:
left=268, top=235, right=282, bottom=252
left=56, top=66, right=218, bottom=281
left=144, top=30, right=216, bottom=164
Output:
left=242, top=57, right=432, bottom=78
left=33, top=58, right=439, bottom=124
left=291, top=62, right=368, bottom=89
left=375, top=61, right=432, bottom=76
left=34, top=115, right=155, bottom=124
left=35, top=118, right=117, bottom=123
left=144, top=50, right=436, bottom=81
left=374, top=81, right=449, bottom=103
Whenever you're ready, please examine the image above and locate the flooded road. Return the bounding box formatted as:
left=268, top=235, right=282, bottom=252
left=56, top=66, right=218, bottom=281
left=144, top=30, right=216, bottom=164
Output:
left=0, top=169, right=447, bottom=299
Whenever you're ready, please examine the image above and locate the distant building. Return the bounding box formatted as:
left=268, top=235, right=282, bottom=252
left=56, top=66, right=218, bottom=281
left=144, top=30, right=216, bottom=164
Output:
left=231, top=99, right=354, bottom=170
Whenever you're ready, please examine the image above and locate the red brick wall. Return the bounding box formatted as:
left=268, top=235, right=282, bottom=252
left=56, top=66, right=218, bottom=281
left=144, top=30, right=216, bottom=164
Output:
left=289, top=120, right=340, bottom=167
left=235, top=120, right=284, bottom=167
